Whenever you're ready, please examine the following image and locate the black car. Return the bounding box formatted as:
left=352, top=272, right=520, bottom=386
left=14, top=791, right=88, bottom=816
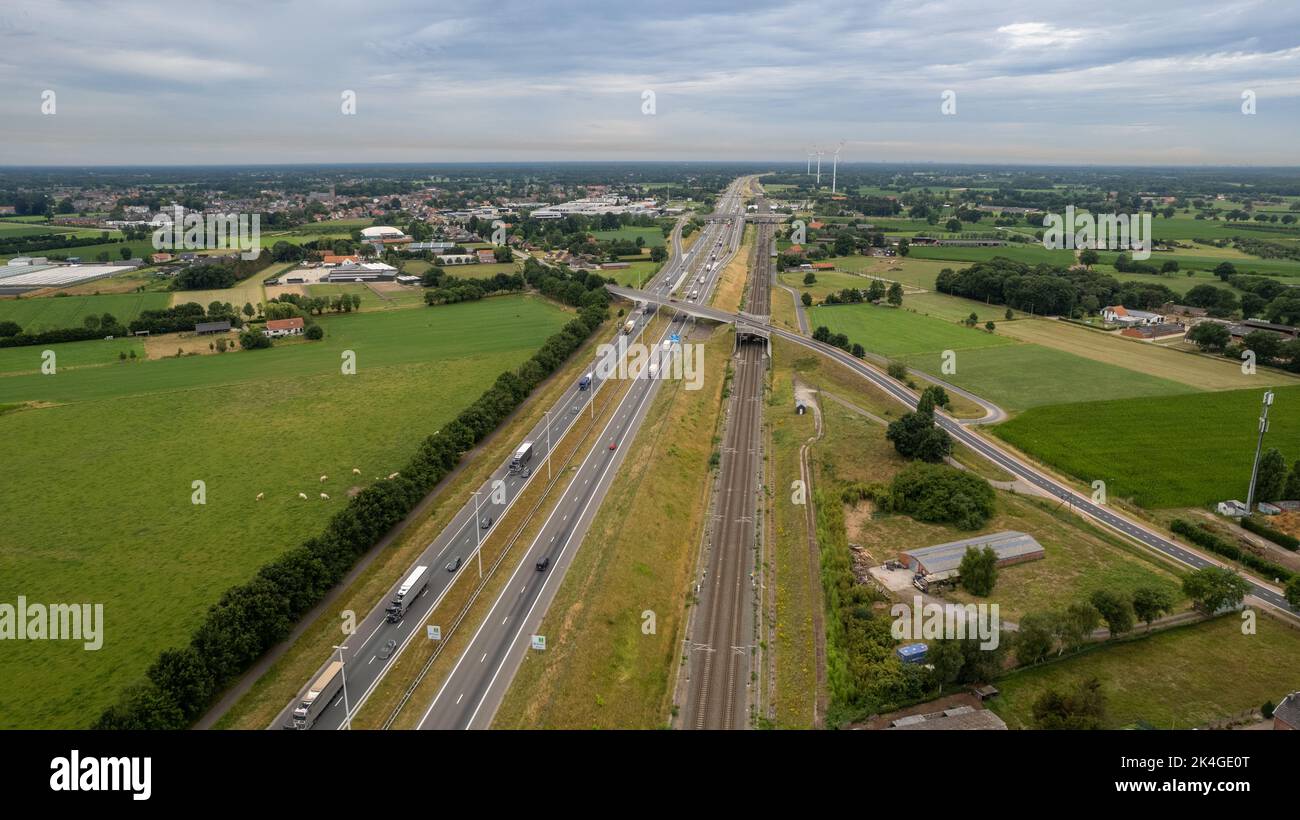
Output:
left=479, top=514, right=493, bottom=529
left=536, top=556, right=550, bottom=572
left=378, top=639, right=397, bottom=660
left=446, top=556, right=462, bottom=572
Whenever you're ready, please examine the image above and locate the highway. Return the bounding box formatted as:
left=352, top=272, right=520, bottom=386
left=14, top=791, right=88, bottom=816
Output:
left=413, top=178, right=753, bottom=729
left=682, top=193, right=773, bottom=729
left=272, top=182, right=745, bottom=731
left=605, top=284, right=1297, bottom=617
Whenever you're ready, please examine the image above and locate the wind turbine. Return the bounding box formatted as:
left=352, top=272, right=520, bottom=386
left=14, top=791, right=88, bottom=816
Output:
left=830, top=140, right=845, bottom=194
left=815, top=148, right=824, bottom=187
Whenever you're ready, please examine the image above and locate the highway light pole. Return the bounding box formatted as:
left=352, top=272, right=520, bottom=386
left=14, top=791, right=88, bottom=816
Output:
left=332, top=644, right=351, bottom=730
left=1245, top=390, right=1274, bottom=514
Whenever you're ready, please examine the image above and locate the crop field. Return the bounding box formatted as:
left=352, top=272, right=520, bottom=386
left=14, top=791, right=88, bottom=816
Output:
left=590, top=226, right=666, bottom=247
left=0, top=295, right=571, bottom=728
left=171, top=262, right=295, bottom=310
left=990, top=613, right=1300, bottom=729
left=998, top=319, right=1300, bottom=390
left=994, top=385, right=1300, bottom=508
left=808, top=302, right=1015, bottom=358
left=819, top=256, right=956, bottom=289
left=1096, top=249, right=1300, bottom=278
left=0, top=291, right=171, bottom=332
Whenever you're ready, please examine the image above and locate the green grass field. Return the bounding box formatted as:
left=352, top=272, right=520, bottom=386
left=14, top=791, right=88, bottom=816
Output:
left=990, top=613, right=1300, bottom=728
left=809, top=303, right=1014, bottom=357
left=906, top=244, right=1076, bottom=266
left=900, top=343, right=1196, bottom=413
left=0, top=295, right=571, bottom=728
left=590, top=227, right=666, bottom=247
left=0, top=292, right=172, bottom=332
left=994, top=385, right=1300, bottom=508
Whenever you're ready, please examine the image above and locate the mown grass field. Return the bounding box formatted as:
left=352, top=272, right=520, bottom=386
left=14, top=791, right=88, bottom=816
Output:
left=990, top=613, right=1300, bottom=728
left=0, top=295, right=571, bottom=728
left=998, top=319, right=1300, bottom=390
left=809, top=302, right=1014, bottom=358
left=994, top=385, right=1300, bottom=508
left=0, top=291, right=172, bottom=332
left=906, top=244, right=1076, bottom=266
left=899, top=343, right=1196, bottom=413
left=590, top=226, right=666, bottom=247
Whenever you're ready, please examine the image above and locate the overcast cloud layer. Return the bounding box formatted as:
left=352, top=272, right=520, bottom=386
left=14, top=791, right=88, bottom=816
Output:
left=1, top=0, right=1297, bottom=165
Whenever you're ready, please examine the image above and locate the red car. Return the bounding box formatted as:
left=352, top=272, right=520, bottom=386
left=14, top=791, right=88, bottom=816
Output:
left=608, top=441, right=618, bottom=450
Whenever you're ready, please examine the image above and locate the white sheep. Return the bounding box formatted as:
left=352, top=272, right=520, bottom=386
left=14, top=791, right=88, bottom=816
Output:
left=256, top=492, right=264, bottom=501
left=319, top=474, right=328, bottom=482
left=352, top=467, right=361, bottom=475
left=320, top=492, right=330, bottom=500
left=386, top=471, right=400, bottom=480
left=298, top=492, right=308, bottom=500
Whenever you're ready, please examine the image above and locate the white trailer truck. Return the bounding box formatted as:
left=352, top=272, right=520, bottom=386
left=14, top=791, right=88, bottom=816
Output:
left=292, top=660, right=344, bottom=729
left=385, top=564, right=430, bottom=623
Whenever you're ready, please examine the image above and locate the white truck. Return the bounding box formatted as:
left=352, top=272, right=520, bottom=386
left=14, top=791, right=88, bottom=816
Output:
left=292, top=660, right=344, bottom=729
left=385, top=564, right=430, bottom=623
left=509, top=441, right=534, bottom=474
left=623, top=319, right=635, bottom=334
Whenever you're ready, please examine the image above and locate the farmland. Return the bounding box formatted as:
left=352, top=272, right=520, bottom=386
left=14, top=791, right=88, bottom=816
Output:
left=808, top=303, right=1013, bottom=358
left=990, top=613, right=1300, bottom=729
left=994, top=385, right=1300, bottom=508
left=0, top=291, right=171, bottom=332
left=0, top=295, right=571, bottom=728
left=590, top=226, right=666, bottom=247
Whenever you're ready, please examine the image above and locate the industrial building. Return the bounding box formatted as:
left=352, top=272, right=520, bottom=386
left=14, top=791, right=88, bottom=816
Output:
left=899, top=531, right=1044, bottom=577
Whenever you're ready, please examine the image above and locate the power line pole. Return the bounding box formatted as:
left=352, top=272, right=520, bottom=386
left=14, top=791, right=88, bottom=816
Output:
left=1245, top=390, right=1275, bottom=513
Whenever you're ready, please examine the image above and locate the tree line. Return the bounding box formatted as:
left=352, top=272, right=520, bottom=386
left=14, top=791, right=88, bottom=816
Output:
left=93, top=298, right=610, bottom=729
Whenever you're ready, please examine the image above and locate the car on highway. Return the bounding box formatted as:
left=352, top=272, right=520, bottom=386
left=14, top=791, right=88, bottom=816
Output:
left=536, top=556, right=550, bottom=572
left=379, top=639, right=397, bottom=659
left=479, top=514, right=493, bottom=529
left=446, top=556, right=462, bottom=572
left=608, top=441, right=617, bottom=450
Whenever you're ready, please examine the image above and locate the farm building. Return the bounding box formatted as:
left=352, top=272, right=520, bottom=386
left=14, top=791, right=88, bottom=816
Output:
left=195, top=320, right=232, bottom=335
left=263, top=317, right=305, bottom=338
left=1101, top=305, right=1164, bottom=326
left=324, top=262, right=396, bottom=282
left=888, top=706, right=1007, bottom=730
left=1274, top=692, right=1300, bottom=730
left=1121, top=322, right=1185, bottom=339
left=899, top=531, right=1045, bottom=576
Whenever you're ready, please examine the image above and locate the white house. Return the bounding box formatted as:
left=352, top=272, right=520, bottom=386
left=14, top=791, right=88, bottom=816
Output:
left=263, top=317, right=305, bottom=338
left=1101, top=305, right=1164, bottom=326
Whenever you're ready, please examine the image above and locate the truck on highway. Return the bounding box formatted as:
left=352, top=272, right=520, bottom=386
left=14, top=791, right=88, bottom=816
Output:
left=509, top=441, right=534, bottom=474
left=623, top=319, right=635, bottom=334
left=385, top=564, right=430, bottom=623
left=579, top=372, right=592, bottom=390
left=292, top=660, right=344, bottom=729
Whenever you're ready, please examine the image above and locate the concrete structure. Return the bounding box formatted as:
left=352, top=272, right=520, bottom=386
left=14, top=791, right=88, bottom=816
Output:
left=899, top=531, right=1044, bottom=576
left=1216, top=500, right=1249, bottom=517
left=888, top=706, right=1008, bottom=730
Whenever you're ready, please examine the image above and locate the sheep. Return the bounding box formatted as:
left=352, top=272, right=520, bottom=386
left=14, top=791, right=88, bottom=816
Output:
left=386, top=471, right=400, bottom=480
left=256, top=492, right=264, bottom=501
left=320, top=492, right=330, bottom=500
left=352, top=467, right=361, bottom=475
left=320, top=474, right=328, bottom=483
left=298, top=492, right=308, bottom=500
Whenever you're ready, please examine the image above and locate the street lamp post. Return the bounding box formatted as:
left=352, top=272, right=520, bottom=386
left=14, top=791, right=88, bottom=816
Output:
left=544, top=409, right=553, bottom=481
left=332, top=644, right=350, bottom=730
left=1245, top=390, right=1275, bottom=514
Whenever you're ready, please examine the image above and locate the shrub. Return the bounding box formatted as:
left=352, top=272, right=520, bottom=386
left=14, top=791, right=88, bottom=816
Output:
left=889, top=462, right=995, bottom=530
left=1170, top=519, right=1293, bottom=581
left=1240, top=515, right=1299, bottom=550
left=304, top=324, right=324, bottom=341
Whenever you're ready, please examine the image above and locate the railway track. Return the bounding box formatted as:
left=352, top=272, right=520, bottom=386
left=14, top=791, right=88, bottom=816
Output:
left=688, top=338, right=764, bottom=729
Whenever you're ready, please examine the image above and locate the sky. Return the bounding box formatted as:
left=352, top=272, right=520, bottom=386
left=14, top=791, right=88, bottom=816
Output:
left=1, top=0, right=1298, bottom=166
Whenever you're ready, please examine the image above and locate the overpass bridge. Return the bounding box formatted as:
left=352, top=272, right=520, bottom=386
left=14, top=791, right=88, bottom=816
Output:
left=603, top=282, right=1298, bottom=621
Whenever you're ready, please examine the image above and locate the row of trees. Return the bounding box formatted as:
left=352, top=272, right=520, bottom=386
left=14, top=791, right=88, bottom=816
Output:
left=935, top=257, right=1179, bottom=315
left=94, top=297, right=611, bottom=729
